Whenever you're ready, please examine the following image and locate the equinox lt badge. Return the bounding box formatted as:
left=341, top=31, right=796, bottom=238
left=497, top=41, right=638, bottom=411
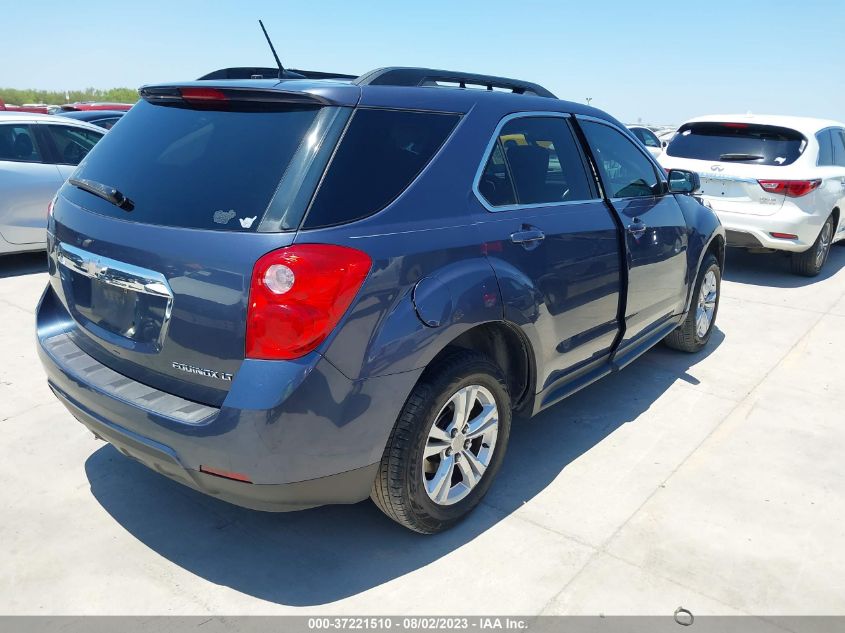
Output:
left=172, top=362, right=233, bottom=382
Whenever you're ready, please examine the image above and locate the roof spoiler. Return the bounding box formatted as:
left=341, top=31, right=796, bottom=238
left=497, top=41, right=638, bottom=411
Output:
left=198, top=67, right=357, bottom=81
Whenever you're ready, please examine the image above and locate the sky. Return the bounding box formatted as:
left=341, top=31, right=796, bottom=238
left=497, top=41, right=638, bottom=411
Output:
left=4, top=0, right=843, bottom=125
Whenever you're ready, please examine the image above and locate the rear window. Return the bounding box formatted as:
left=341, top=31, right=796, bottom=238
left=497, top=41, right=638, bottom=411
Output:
left=302, top=109, right=460, bottom=229
left=67, top=100, right=321, bottom=231
left=666, top=122, right=806, bottom=166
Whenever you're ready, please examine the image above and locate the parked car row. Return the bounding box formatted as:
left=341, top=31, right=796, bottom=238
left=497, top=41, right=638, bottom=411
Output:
left=0, top=99, right=133, bottom=115
left=0, top=64, right=840, bottom=534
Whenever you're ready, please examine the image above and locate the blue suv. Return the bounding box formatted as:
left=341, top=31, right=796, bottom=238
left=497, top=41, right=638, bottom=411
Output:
left=37, top=67, right=724, bottom=533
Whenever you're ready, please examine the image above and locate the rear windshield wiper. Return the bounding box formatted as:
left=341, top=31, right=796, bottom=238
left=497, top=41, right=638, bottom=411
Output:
left=68, top=177, right=134, bottom=211
left=719, top=153, right=765, bottom=162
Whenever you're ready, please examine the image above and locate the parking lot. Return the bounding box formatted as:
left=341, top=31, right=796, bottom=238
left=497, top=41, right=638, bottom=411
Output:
left=1, top=246, right=844, bottom=616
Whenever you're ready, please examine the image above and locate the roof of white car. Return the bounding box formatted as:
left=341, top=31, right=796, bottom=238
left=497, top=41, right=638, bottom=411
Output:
left=681, top=114, right=844, bottom=136
left=0, top=111, right=52, bottom=121
left=0, top=111, right=104, bottom=132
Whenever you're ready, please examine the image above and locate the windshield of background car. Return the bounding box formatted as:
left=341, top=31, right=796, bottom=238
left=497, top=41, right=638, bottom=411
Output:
left=64, top=99, right=323, bottom=231
left=666, top=122, right=806, bottom=166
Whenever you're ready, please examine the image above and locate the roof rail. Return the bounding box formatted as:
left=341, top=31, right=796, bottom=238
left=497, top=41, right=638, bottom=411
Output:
left=354, top=67, right=556, bottom=98
left=198, top=67, right=357, bottom=81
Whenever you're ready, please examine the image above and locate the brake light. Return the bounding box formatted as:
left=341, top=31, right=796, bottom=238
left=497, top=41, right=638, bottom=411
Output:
left=179, top=87, right=228, bottom=104
left=758, top=179, right=821, bottom=198
left=721, top=123, right=749, bottom=128
left=246, top=244, right=371, bottom=360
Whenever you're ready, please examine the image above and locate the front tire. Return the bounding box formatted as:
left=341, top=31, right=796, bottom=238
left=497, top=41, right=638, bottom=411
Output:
left=664, top=253, right=721, bottom=353
left=790, top=214, right=834, bottom=277
left=371, top=350, right=511, bottom=534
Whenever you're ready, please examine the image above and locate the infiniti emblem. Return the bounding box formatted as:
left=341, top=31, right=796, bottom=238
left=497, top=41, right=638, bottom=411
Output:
left=711, top=165, right=724, bottom=172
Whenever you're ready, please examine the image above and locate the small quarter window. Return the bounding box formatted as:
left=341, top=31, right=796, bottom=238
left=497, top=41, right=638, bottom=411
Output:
left=304, top=109, right=460, bottom=229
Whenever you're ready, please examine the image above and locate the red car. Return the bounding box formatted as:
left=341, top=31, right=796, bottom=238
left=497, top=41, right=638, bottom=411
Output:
left=59, top=102, right=133, bottom=112
left=0, top=98, right=50, bottom=114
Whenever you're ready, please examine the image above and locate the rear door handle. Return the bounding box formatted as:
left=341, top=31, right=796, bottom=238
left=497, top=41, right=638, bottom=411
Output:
left=510, top=229, right=545, bottom=245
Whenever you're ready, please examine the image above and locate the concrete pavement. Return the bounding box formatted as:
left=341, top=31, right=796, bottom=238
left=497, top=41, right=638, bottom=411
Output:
left=1, top=247, right=844, bottom=615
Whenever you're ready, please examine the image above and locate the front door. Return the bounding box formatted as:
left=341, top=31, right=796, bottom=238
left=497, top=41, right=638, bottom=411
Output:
left=577, top=118, right=689, bottom=351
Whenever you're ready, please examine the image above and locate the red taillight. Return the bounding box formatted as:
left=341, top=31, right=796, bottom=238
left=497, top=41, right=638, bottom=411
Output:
left=758, top=179, right=821, bottom=198
left=770, top=232, right=798, bottom=240
left=179, top=87, right=228, bottom=104
left=722, top=123, right=749, bottom=128
left=246, top=244, right=372, bottom=360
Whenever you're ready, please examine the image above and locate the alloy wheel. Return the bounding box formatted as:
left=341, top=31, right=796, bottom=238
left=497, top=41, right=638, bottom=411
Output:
left=695, top=270, right=718, bottom=338
left=815, top=220, right=833, bottom=269
left=422, top=385, right=499, bottom=506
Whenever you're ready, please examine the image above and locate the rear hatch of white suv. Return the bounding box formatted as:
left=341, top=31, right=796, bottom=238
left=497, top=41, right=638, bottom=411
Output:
left=663, top=121, right=810, bottom=216
left=45, top=83, right=358, bottom=407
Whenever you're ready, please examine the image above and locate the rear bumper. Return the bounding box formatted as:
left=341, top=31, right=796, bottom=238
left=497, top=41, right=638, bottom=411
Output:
left=50, top=380, right=379, bottom=511
left=707, top=200, right=823, bottom=252
left=37, top=285, right=421, bottom=512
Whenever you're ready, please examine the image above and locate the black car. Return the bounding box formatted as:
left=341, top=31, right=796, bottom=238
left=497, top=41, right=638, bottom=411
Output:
left=53, top=110, right=125, bottom=130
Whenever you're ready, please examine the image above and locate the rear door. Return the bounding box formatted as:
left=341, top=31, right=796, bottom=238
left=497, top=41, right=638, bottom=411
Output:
left=47, top=93, right=353, bottom=406
left=577, top=117, right=688, bottom=351
left=0, top=122, right=62, bottom=245
left=475, top=114, right=622, bottom=390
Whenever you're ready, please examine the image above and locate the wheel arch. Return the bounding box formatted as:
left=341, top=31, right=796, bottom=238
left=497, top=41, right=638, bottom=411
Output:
left=420, top=320, right=536, bottom=414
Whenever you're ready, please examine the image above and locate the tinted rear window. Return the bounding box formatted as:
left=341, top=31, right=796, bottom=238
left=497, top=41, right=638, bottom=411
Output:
left=303, top=109, right=460, bottom=229
left=67, top=100, right=320, bottom=230
left=666, top=122, right=806, bottom=166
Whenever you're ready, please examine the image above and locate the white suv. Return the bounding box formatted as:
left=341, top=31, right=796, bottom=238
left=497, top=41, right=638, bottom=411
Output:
left=660, top=114, right=845, bottom=276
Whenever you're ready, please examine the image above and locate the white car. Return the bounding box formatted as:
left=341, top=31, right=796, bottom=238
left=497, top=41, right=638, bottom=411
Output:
left=0, top=112, right=104, bottom=255
left=660, top=114, right=845, bottom=276
left=627, top=125, right=664, bottom=158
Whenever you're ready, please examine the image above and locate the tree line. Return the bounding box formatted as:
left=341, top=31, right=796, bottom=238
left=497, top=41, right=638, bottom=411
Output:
left=0, top=87, right=137, bottom=105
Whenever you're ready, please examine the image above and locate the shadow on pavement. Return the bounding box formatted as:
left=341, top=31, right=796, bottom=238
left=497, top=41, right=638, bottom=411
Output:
left=85, top=330, right=723, bottom=606
left=0, top=252, right=47, bottom=279
left=723, top=244, right=845, bottom=288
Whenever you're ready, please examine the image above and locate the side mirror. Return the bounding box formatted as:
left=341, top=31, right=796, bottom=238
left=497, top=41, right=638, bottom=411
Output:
left=662, top=140, right=668, bottom=149
left=667, top=169, right=700, bottom=194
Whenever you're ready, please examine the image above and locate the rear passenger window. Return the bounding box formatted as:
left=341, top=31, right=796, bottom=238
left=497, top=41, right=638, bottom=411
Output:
left=478, top=116, right=594, bottom=209
left=831, top=129, right=845, bottom=167
left=303, top=109, right=460, bottom=229
left=580, top=120, right=660, bottom=198
left=0, top=125, right=42, bottom=162
left=817, top=130, right=834, bottom=166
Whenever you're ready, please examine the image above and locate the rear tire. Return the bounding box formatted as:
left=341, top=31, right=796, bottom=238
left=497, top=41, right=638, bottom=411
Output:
left=790, top=214, right=834, bottom=277
left=664, top=253, right=721, bottom=353
left=371, top=350, right=511, bottom=534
